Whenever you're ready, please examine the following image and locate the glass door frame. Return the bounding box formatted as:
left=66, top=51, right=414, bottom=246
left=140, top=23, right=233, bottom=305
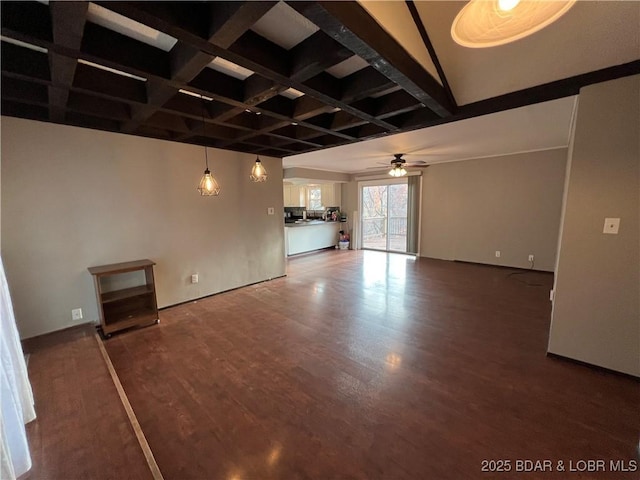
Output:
left=358, top=177, right=409, bottom=253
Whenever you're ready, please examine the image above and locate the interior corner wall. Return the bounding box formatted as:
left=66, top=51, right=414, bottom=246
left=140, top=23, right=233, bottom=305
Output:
left=419, top=149, right=568, bottom=271
left=1, top=117, right=286, bottom=339
left=548, top=75, right=640, bottom=376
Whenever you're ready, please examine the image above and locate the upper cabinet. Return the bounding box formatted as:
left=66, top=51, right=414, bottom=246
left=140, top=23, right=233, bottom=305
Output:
left=283, top=185, right=304, bottom=207
left=320, top=184, right=341, bottom=208
left=283, top=183, right=342, bottom=208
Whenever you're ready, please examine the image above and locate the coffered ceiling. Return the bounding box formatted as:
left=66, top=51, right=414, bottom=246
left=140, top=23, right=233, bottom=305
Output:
left=1, top=1, right=638, bottom=162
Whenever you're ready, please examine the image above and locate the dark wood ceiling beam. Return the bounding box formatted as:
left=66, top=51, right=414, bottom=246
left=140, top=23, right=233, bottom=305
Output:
left=2, top=99, right=49, bottom=122
left=287, top=1, right=453, bottom=117
left=1, top=1, right=52, bottom=43
left=386, top=107, right=441, bottom=130
left=64, top=111, right=122, bottom=133
left=116, top=1, right=278, bottom=134
left=270, top=125, right=327, bottom=142
left=145, top=111, right=191, bottom=134
left=228, top=30, right=289, bottom=77
left=1, top=42, right=50, bottom=82
left=372, top=90, right=423, bottom=119
left=67, top=91, right=131, bottom=123
left=405, top=0, right=457, bottom=109
left=331, top=111, right=369, bottom=131
left=289, top=31, right=353, bottom=82
left=73, top=63, right=147, bottom=104
left=302, top=71, right=397, bottom=130
left=89, top=2, right=396, bottom=134
left=243, top=74, right=287, bottom=106
left=265, top=133, right=322, bottom=149
left=1, top=74, right=131, bottom=124
left=81, top=22, right=170, bottom=79
left=292, top=96, right=335, bottom=121
left=208, top=1, right=278, bottom=49
left=341, top=67, right=397, bottom=104
left=47, top=1, right=88, bottom=122
left=2, top=75, right=48, bottom=106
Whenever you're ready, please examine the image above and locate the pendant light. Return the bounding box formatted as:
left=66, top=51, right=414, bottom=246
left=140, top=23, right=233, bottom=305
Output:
left=250, top=156, right=268, bottom=182
left=389, top=164, right=407, bottom=177
left=196, top=99, right=220, bottom=196
left=451, top=0, right=576, bottom=48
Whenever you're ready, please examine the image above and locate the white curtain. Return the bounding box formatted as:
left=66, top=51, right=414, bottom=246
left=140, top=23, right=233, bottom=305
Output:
left=0, top=256, right=35, bottom=480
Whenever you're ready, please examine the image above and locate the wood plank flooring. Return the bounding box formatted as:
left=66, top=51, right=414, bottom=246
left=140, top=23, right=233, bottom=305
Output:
left=104, top=250, right=638, bottom=479
left=21, top=326, right=153, bottom=480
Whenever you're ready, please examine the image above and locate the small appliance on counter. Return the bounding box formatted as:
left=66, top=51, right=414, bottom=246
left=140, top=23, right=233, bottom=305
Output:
left=284, top=206, right=307, bottom=223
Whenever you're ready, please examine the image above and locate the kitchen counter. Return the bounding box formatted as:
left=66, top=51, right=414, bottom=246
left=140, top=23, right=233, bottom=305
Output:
left=285, top=220, right=344, bottom=227
left=284, top=221, right=344, bottom=256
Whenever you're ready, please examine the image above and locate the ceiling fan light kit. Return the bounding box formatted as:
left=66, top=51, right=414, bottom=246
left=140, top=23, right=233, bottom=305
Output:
left=451, top=0, right=577, bottom=48
left=389, top=164, right=408, bottom=177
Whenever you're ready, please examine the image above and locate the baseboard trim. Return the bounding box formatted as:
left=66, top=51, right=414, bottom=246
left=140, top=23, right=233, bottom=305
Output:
left=159, top=274, right=287, bottom=311
left=452, top=259, right=554, bottom=273
left=546, top=352, right=639, bottom=381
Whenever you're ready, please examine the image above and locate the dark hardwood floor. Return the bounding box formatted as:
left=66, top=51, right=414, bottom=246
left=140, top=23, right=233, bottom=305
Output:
left=21, top=326, right=153, bottom=480
left=23, top=250, right=638, bottom=479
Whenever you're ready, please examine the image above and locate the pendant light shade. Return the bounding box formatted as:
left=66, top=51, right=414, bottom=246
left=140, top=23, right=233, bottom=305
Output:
left=197, top=164, right=220, bottom=196
left=389, top=164, right=407, bottom=177
left=451, top=0, right=576, bottom=48
left=250, top=157, right=268, bottom=182
left=196, top=99, right=220, bottom=196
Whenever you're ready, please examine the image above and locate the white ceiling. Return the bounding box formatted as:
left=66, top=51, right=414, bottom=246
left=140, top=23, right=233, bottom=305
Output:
left=284, top=95, right=577, bottom=173
left=285, top=0, right=638, bottom=174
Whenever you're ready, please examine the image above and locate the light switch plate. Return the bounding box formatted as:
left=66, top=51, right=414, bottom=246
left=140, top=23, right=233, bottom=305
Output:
left=603, top=217, right=620, bottom=234
left=267, top=207, right=274, bottom=215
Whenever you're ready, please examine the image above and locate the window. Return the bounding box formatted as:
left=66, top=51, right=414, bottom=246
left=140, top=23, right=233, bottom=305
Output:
left=308, top=186, right=322, bottom=210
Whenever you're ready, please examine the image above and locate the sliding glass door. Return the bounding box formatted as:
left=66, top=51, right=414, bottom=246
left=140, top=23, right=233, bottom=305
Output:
left=361, top=180, right=409, bottom=252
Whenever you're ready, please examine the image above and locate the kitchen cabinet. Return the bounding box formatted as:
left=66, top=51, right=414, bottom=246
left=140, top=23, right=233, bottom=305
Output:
left=285, top=222, right=341, bottom=255
left=321, top=184, right=341, bottom=208
left=283, top=185, right=304, bottom=207
left=284, top=183, right=341, bottom=208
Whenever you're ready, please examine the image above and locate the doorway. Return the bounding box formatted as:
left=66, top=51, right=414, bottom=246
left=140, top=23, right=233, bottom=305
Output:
left=360, top=179, right=409, bottom=253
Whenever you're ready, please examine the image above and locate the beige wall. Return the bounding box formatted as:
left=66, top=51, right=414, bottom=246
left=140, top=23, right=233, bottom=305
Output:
left=548, top=75, right=639, bottom=376
left=1, top=117, right=285, bottom=339
left=420, top=150, right=567, bottom=271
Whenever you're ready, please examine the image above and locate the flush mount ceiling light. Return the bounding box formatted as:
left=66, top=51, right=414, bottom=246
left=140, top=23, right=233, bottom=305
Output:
left=250, top=157, right=268, bottom=182
left=451, top=0, right=576, bottom=48
left=196, top=100, right=220, bottom=196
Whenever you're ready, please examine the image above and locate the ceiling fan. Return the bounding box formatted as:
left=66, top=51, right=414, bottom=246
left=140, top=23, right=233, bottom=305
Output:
left=367, top=153, right=430, bottom=177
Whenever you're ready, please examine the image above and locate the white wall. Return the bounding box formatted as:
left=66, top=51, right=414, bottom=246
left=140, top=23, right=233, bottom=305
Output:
left=548, top=75, right=639, bottom=376
left=1, top=117, right=286, bottom=339
left=420, top=149, right=568, bottom=271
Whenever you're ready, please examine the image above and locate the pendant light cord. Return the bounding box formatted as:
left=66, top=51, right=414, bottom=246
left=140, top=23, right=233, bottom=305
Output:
left=201, top=98, right=209, bottom=170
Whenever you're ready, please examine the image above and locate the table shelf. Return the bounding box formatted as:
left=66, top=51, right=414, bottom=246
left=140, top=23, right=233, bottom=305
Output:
left=89, top=259, right=159, bottom=338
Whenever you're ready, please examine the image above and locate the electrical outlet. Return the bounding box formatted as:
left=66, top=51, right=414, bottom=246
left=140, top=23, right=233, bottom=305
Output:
left=72, top=308, right=83, bottom=320
left=528, top=254, right=535, bottom=263
left=495, top=250, right=501, bottom=258
left=191, top=274, right=199, bottom=284
left=267, top=207, right=275, bottom=215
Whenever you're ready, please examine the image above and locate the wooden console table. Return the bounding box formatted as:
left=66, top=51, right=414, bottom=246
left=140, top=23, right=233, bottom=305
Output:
left=88, top=259, right=159, bottom=338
